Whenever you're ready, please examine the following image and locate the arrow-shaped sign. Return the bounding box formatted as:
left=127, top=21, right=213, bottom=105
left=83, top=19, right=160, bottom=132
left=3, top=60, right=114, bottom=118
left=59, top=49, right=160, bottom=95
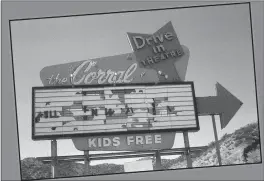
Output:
left=39, top=21, right=190, bottom=87
left=196, top=82, right=243, bottom=129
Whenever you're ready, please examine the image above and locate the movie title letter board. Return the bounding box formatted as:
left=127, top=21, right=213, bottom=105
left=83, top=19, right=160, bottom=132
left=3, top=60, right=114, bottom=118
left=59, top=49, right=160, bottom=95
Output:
left=32, top=82, right=199, bottom=140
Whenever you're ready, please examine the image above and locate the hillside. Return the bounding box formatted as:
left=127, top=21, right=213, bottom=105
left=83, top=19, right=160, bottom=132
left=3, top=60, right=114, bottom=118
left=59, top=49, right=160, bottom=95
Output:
left=21, top=122, right=262, bottom=180
left=21, top=158, right=124, bottom=180
left=170, top=122, right=261, bottom=169
left=141, top=122, right=261, bottom=170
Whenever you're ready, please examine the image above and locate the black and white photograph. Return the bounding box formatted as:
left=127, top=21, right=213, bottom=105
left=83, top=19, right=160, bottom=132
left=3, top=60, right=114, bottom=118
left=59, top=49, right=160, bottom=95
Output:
left=8, top=2, right=262, bottom=180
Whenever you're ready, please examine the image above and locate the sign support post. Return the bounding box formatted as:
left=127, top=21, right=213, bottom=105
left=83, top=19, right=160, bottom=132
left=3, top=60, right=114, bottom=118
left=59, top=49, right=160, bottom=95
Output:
left=211, top=114, right=222, bottom=166
left=155, top=150, right=162, bottom=170
left=51, top=139, right=58, bottom=178
left=84, top=151, right=90, bottom=175
left=183, top=131, right=192, bottom=168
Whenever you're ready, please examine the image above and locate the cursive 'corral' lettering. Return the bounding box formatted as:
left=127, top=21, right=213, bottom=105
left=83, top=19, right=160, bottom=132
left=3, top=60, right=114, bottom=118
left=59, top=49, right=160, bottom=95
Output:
left=72, top=60, right=137, bottom=85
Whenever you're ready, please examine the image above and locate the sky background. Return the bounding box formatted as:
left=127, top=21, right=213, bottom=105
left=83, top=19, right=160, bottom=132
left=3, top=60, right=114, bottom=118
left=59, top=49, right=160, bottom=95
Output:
left=10, top=3, right=259, bottom=166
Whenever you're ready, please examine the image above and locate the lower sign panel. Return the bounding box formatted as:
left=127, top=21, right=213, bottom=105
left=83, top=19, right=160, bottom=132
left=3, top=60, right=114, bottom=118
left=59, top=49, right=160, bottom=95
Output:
left=72, top=132, right=176, bottom=151
left=32, top=82, right=199, bottom=140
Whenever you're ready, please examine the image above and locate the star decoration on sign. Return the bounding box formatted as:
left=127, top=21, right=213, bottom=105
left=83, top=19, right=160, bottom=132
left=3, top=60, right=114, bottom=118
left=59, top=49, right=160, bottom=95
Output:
left=127, top=53, right=133, bottom=60
left=140, top=71, right=146, bottom=78
left=127, top=21, right=184, bottom=82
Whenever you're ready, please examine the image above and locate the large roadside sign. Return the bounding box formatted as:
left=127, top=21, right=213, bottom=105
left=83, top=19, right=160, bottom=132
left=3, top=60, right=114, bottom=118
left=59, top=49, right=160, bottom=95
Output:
left=33, top=21, right=242, bottom=152
left=34, top=21, right=193, bottom=151
left=32, top=81, right=199, bottom=141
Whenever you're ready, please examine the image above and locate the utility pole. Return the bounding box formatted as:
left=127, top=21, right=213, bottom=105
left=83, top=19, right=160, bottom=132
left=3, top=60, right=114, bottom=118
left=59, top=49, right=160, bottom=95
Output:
left=155, top=150, right=162, bottom=170
left=84, top=151, right=91, bottom=175
left=211, top=114, right=222, bottom=165
left=51, top=139, right=58, bottom=178
left=183, top=131, right=192, bottom=168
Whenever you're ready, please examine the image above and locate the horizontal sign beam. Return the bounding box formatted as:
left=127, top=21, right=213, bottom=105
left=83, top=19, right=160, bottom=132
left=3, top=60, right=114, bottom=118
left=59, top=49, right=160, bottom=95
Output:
left=37, top=146, right=208, bottom=162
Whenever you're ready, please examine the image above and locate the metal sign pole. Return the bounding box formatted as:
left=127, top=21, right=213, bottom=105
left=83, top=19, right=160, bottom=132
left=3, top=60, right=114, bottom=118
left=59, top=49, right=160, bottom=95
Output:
left=84, top=151, right=90, bottom=175
left=51, top=139, right=58, bottom=178
left=183, top=131, right=192, bottom=168
left=155, top=150, right=162, bottom=170
left=211, top=114, right=222, bottom=166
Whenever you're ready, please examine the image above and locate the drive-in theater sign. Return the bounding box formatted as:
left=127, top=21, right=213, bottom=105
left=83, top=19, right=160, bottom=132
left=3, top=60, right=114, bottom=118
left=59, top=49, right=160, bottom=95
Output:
left=32, top=21, right=242, bottom=155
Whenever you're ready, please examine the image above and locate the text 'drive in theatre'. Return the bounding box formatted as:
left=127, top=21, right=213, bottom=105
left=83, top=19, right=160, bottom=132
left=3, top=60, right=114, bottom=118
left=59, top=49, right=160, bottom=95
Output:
left=32, top=83, right=198, bottom=138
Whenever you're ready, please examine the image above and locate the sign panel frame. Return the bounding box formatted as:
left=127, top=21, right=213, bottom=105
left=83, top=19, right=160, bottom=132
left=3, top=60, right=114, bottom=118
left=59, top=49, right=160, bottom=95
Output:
left=32, top=81, right=200, bottom=140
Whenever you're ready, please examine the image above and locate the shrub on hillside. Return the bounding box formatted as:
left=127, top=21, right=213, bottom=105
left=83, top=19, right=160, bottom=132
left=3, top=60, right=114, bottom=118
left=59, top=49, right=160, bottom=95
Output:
left=246, top=147, right=261, bottom=163
left=21, top=158, right=51, bottom=180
